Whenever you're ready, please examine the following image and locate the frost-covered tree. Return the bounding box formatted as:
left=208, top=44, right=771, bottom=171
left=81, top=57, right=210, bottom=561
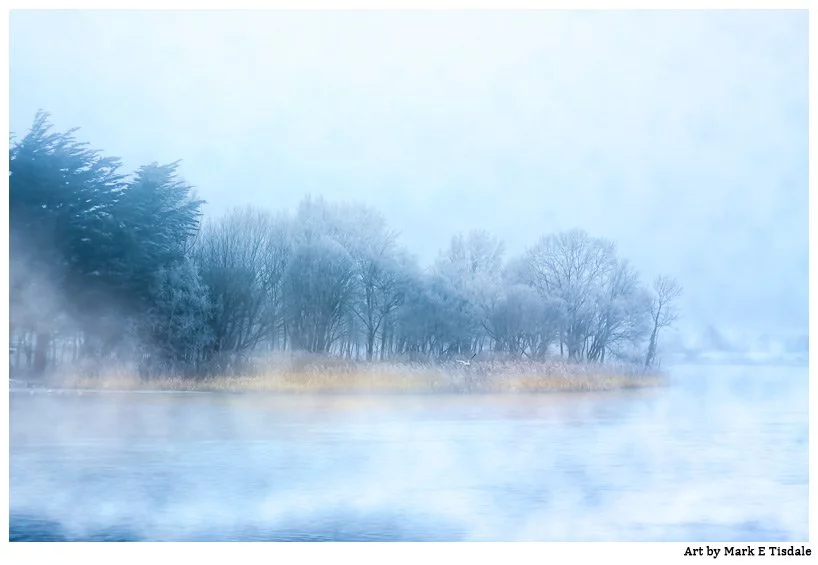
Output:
left=488, top=284, right=563, bottom=358
left=194, top=207, right=291, bottom=362
left=10, top=111, right=125, bottom=374
left=110, top=161, right=204, bottom=309
left=10, top=112, right=206, bottom=375
left=352, top=251, right=412, bottom=360
left=393, top=273, right=476, bottom=360
left=290, top=195, right=415, bottom=360
left=644, top=275, right=683, bottom=368
left=435, top=230, right=505, bottom=353
left=526, top=229, right=617, bottom=360
left=9, top=111, right=681, bottom=377
left=283, top=237, right=356, bottom=353
left=586, top=259, right=651, bottom=363
left=139, top=258, right=213, bottom=377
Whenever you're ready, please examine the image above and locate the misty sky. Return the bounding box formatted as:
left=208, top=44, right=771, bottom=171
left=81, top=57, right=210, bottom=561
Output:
left=9, top=10, right=808, bottom=339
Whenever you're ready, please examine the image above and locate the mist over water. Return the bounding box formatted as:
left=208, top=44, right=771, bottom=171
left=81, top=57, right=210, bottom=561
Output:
left=8, top=9, right=808, bottom=547
left=10, top=364, right=807, bottom=542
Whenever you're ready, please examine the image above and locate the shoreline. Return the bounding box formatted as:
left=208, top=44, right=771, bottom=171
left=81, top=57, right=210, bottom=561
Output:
left=10, top=383, right=666, bottom=396
left=12, top=360, right=667, bottom=396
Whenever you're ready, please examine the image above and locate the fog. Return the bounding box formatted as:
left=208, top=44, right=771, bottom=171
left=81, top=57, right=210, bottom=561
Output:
left=9, top=10, right=808, bottom=341
left=8, top=9, right=810, bottom=544
left=10, top=364, right=808, bottom=541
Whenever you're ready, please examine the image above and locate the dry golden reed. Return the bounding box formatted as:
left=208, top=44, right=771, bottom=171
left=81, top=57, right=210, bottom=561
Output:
left=43, top=356, right=665, bottom=394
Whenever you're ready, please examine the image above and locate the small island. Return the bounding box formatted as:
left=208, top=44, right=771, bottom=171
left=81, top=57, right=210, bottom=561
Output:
left=10, top=114, right=680, bottom=394
left=31, top=357, right=664, bottom=395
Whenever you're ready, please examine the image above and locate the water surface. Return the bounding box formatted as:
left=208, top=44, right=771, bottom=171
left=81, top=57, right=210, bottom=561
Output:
left=9, top=364, right=809, bottom=541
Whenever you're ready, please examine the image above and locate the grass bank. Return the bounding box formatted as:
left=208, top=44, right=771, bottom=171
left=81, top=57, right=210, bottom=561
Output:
left=40, top=357, right=666, bottom=394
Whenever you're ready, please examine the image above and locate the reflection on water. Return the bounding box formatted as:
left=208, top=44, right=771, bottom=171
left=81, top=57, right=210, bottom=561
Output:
left=9, top=364, right=808, bottom=541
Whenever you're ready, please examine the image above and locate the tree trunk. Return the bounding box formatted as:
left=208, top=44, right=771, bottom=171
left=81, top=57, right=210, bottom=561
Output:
left=366, top=330, right=375, bottom=361
left=33, top=331, right=51, bottom=377
left=25, top=333, right=33, bottom=369
left=380, top=327, right=388, bottom=361
left=645, top=325, right=658, bottom=369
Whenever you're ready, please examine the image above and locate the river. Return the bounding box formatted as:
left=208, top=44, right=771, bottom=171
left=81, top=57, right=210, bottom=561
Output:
left=9, top=363, right=808, bottom=541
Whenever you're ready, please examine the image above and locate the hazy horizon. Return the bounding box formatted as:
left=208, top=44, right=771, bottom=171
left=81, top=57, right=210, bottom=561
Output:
left=9, top=9, right=809, bottom=340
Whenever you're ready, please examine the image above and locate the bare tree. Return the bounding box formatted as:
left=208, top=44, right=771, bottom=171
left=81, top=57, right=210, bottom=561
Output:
left=291, top=196, right=413, bottom=360
left=587, top=259, right=651, bottom=363
left=353, top=252, right=411, bottom=360
left=644, top=275, right=683, bottom=369
left=194, top=207, right=291, bottom=366
left=283, top=237, right=356, bottom=353
left=487, top=284, right=562, bottom=358
left=393, top=272, right=475, bottom=361
left=436, top=230, right=505, bottom=353
left=526, top=229, right=616, bottom=360
left=344, top=208, right=403, bottom=361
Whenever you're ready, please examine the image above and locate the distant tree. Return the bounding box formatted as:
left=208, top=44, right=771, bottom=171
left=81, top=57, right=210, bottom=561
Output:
left=194, top=207, right=290, bottom=364
left=9, top=110, right=125, bottom=375
left=587, top=259, right=651, bottom=363
left=9, top=112, right=684, bottom=378
left=283, top=237, right=356, bottom=353
left=76, top=161, right=204, bottom=360
left=644, top=275, right=683, bottom=369
left=436, top=230, right=505, bottom=353
left=111, top=161, right=204, bottom=298
left=393, top=273, right=475, bottom=360
left=139, top=258, right=213, bottom=377
left=488, top=284, right=555, bottom=357
left=289, top=196, right=417, bottom=360
left=10, top=112, right=207, bottom=375
left=340, top=205, right=404, bottom=361
left=352, top=251, right=410, bottom=360
left=526, top=229, right=617, bottom=360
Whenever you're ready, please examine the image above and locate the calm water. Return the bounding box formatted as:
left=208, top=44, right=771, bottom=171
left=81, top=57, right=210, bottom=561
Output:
left=9, top=364, right=809, bottom=541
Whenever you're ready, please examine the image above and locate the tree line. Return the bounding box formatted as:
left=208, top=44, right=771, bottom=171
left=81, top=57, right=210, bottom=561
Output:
left=9, top=112, right=682, bottom=378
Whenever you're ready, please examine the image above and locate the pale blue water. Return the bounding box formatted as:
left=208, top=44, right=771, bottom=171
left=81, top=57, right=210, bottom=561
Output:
left=9, top=364, right=809, bottom=541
